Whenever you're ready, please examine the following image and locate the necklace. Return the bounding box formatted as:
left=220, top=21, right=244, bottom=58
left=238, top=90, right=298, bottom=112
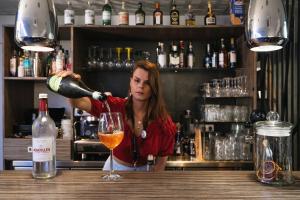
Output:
left=134, top=119, right=147, bottom=139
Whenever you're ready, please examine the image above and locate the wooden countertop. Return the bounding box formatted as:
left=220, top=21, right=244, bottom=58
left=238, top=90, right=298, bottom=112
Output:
left=0, top=170, right=299, bottom=199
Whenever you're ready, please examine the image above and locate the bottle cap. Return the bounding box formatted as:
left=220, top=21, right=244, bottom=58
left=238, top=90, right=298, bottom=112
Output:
left=39, top=93, right=48, bottom=99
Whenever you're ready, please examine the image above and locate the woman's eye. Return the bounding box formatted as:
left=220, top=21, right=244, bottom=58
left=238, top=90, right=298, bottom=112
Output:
left=134, top=79, right=140, bottom=83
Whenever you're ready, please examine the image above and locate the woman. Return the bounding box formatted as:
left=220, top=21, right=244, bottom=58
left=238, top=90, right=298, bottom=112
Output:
left=58, top=60, right=176, bottom=171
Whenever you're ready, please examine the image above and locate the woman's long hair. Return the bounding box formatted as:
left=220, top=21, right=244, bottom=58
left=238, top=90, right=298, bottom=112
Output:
left=125, top=60, right=168, bottom=129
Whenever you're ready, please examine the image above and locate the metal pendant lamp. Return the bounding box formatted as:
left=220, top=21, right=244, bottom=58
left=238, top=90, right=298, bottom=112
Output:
left=15, top=0, right=58, bottom=52
left=246, top=0, right=288, bottom=52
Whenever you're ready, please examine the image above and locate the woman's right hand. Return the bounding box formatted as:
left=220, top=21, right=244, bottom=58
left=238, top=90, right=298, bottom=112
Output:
left=55, top=70, right=81, bottom=80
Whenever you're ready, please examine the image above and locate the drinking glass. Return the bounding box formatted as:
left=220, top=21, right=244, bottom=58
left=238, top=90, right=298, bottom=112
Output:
left=98, top=112, right=124, bottom=181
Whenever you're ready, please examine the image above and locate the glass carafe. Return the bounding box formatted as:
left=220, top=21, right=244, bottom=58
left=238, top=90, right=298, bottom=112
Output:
left=255, top=111, right=294, bottom=185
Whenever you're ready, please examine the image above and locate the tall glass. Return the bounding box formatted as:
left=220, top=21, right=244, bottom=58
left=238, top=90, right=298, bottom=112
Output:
left=98, top=112, right=124, bottom=181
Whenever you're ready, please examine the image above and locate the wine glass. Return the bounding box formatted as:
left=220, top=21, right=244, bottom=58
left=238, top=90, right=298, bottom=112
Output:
left=98, top=112, right=124, bottom=181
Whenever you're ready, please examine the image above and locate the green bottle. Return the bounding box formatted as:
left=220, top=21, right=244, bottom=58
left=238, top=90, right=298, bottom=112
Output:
left=102, top=0, right=112, bottom=25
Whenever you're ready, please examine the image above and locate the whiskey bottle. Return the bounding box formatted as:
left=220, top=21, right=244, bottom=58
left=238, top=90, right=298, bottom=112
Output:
left=170, top=0, right=179, bottom=25
left=204, top=43, right=212, bottom=68
left=229, top=37, right=237, bottom=68
left=204, top=1, right=216, bottom=25
left=47, top=75, right=107, bottom=101
left=169, top=42, right=179, bottom=68
left=219, top=38, right=228, bottom=68
left=119, top=1, right=129, bottom=25
left=157, top=42, right=167, bottom=68
left=64, top=1, right=75, bottom=25
left=153, top=2, right=163, bottom=25
left=187, top=42, right=194, bottom=68
left=135, top=2, right=145, bottom=25
left=32, top=93, right=57, bottom=179
left=85, top=1, right=95, bottom=25
left=179, top=40, right=185, bottom=68
left=185, top=4, right=195, bottom=26
left=102, top=0, right=112, bottom=25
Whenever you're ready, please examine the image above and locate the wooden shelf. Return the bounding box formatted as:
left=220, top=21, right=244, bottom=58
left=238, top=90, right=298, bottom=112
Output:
left=74, top=25, right=245, bottom=41
left=4, top=77, right=47, bottom=81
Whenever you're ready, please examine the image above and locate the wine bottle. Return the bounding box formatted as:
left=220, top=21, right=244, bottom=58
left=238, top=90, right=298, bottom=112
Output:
left=64, top=1, right=75, bottom=25
left=135, top=2, right=145, bottom=25
left=102, top=0, right=112, bottom=25
left=47, top=75, right=107, bottom=101
left=32, top=93, right=57, bottom=179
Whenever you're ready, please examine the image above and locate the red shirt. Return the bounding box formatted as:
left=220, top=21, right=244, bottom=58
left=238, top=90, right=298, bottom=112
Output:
left=89, top=96, right=176, bottom=166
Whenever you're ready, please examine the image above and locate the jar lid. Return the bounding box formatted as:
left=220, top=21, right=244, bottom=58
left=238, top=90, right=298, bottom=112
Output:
left=255, top=111, right=293, bottom=137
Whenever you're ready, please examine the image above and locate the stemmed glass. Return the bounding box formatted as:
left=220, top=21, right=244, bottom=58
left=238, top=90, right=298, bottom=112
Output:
left=98, top=112, right=124, bottom=181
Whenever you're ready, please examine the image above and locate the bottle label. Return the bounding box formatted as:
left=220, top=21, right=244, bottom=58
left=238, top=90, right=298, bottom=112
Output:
left=179, top=53, right=185, bottom=68
left=32, top=138, right=54, bottom=162
left=170, top=55, right=180, bottom=67
left=48, top=75, right=62, bottom=92
left=170, top=11, right=179, bottom=25
left=155, top=14, right=161, bottom=24
left=102, top=11, right=111, bottom=21
left=158, top=54, right=166, bottom=68
left=119, top=12, right=129, bottom=25
left=85, top=9, right=95, bottom=25
left=212, top=53, right=217, bottom=68
left=206, top=17, right=216, bottom=25
left=64, top=9, right=75, bottom=25
left=136, top=13, right=144, bottom=24
left=187, top=54, right=194, bottom=68
left=230, top=51, right=237, bottom=63
left=219, top=53, right=224, bottom=67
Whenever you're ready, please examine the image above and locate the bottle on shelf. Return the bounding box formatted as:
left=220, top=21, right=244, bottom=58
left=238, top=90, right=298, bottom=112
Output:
left=153, top=2, right=163, bottom=25
left=204, top=0, right=216, bottom=25
left=85, top=1, right=95, bottom=25
left=187, top=42, right=194, bottom=68
left=47, top=75, right=107, bottom=101
left=185, top=4, right=196, bottom=26
left=64, top=50, right=72, bottom=71
left=23, top=50, right=32, bottom=77
left=169, top=42, right=179, bottom=68
left=147, top=154, right=155, bottom=171
left=204, top=43, right=212, bottom=68
left=157, top=42, right=167, bottom=68
left=33, top=52, right=41, bottom=77
left=174, top=123, right=183, bottom=156
left=64, top=1, right=75, bottom=25
left=9, top=49, right=18, bottom=77
left=135, top=2, right=145, bottom=25
left=170, top=0, right=179, bottom=25
left=179, top=40, right=185, bottom=68
left=55, top=50, right=64, bottom=72
left=102, top=0, right=112, bottom=25
left=32, top=93, right=57, bottom=179
left=211, top=50, right=218, bottom=68
left=229, top=37, right=237, bottom=68
left=218, top=38, right=228, bottom=68
left=119, top=1, right=129, bottom=25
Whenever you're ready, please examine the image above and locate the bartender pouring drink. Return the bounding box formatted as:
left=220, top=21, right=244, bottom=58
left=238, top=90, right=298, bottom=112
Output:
left=56, top=60, right=176, bottom=171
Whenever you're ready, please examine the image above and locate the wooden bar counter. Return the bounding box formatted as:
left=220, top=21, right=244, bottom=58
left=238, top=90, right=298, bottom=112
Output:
left=0, top=170, right=299, bottom=199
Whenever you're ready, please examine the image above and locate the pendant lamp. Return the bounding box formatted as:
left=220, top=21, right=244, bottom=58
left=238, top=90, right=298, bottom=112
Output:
left=15, top=0, right=58, bottom=52
left=246, top=0, right=288, bottom=52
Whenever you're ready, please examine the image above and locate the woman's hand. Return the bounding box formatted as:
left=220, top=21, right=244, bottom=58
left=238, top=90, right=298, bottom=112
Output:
left=55, top=70, right=81, bottom=80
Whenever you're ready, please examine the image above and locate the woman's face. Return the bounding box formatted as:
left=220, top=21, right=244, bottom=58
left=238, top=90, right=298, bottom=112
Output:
left=130, top=68, right=152, bottom=102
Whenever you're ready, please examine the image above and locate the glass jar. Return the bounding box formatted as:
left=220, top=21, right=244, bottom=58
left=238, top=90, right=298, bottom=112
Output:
left=254, top=111, right=294, bottom=185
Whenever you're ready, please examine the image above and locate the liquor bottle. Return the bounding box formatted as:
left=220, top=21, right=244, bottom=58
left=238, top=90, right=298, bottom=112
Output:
left=23, top=50, right=32, bottom=77
left=187, top=42, right=194, bottom=68
left=32, top=93, right=57, bottom=179
left=169, top=42, right=179, bottom=68
left=170, top=0, right=179, bottom=25
left=229, top=37, right=237, bottom=68
left=119, top=1, right=129, bottom=25
left=55, top=50, right=64, bottom=72
left=218, top=38, right=228, bottom=68
left=185, top=4, right=195, bottom=26
left=85, top=1, right=95, bottom=25
left=135, top=2, right=145, bottom=25
left=179, top=40, right=185, bottom=68
left=64, top=1, right=75, bottom=25
left=157, top=42, right=167, bottom=68
left=211, top=51, right=218, bottom=68
left=204, top=1, right=216, bottom=25
left=174, top=123, right=183, bottom=156
left=47, top=75, right=107, bottom=101
left=204, top=43, right=212, bottom=68
left=102, top=0, right=112, bottom=25
left=153, top=2, right=163, bottom=25
left=10, top=49, right=18, bottom=77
